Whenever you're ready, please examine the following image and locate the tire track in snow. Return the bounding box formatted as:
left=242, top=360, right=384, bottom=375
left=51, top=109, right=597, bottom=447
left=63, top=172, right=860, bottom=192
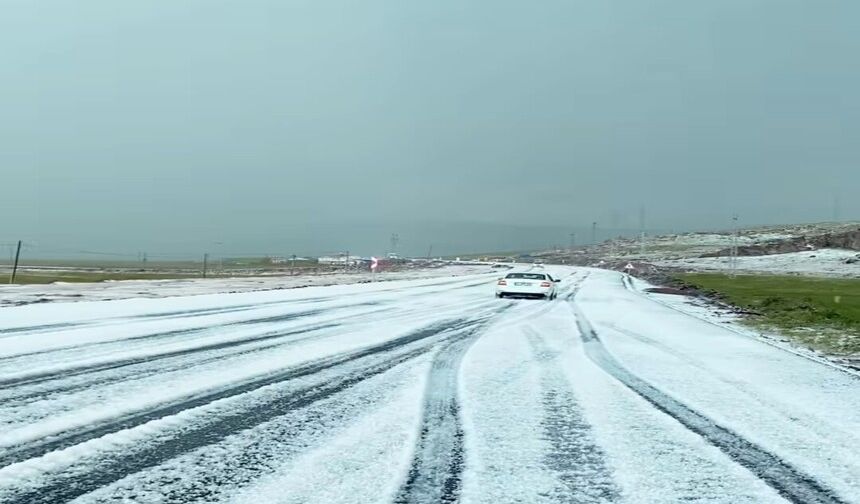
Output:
left=0, top=322, right=343, bottom=404
left=489, top=273, right=587, bottom=329
left=603, top=323, right=860, bottom=445
left=564, top=271, right=589, bottom=299
left=0, top=321, right=78, bottom=336
left=394, top=327, right=485, bottom=503
left=0, top=316, right=504, bottom=504
left=0, top=275, right=490, bottom=338
left=0, top=298, right=308, bottom=338
left=1, top=277, right=490, bottom=363
left=0, top=316, right=339, bottom=389
left=82, top=356, right=427, bottom=504
left=2, top=301, right=499, bottom=442
left=2, top=347, right=433, bottom=504
left=524, top=328, right=621, bottom=503
left=3, top=299, right=495, bottom=404
left=0, top=316, right=492, bottom=469
left=570, top=302, right=849, bottom=504
left=0, top=306, right=330, bottom=365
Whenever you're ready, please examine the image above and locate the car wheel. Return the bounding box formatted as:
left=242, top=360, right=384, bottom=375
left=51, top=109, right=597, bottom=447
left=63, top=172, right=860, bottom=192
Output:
left=496, top=292, right=504, bottom=299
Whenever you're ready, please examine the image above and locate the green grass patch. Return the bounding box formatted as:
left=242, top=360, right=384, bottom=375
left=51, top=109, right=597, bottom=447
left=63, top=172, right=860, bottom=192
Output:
left=677, top=273, right=860, bottom=355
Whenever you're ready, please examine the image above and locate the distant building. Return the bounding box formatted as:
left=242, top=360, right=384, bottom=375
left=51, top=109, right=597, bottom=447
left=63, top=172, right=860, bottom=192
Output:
left=317, top=255, right=363, bottom=266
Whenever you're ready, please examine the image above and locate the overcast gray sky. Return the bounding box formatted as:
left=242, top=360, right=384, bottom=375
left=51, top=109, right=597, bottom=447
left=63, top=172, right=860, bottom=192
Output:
left=2, top=0, right=858, bottom=257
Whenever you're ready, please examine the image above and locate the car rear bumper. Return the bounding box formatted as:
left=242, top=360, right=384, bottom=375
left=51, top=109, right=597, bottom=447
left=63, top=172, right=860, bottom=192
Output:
left=497, top=287, right=552, bottom=298
left=499, top=292, right=549, bottom=299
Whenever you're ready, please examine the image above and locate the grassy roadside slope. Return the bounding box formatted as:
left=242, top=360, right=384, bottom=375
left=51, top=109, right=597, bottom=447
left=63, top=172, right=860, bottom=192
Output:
left=677, top=273, right=860, bottom=355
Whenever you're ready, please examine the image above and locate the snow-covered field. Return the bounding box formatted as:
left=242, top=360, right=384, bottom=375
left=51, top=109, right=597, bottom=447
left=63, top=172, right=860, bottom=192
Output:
left=656, top=248, right=860, bottom=278
left=0, top=264, right=494, bottom=307
left=600, top=221, right=860, bottom=262
left=603, top=231, right=795, bottom=262
left=1, top=268, right=858, bottom=503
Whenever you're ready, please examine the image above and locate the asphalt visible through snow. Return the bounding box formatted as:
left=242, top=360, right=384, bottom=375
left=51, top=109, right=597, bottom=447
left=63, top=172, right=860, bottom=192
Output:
left=1, top=268, right=858, bottom=503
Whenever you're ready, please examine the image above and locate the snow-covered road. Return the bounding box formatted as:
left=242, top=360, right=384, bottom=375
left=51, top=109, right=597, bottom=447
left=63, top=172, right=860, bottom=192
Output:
left=1, top=268, right=858, bottom=503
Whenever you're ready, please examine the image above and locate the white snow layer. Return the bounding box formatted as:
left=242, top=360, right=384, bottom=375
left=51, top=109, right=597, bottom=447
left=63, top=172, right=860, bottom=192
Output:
left=0, top=264, right=494, bottom=307
left=0, top=267, right=857, bottom=503
left=656, top=248, right=860, bottom=277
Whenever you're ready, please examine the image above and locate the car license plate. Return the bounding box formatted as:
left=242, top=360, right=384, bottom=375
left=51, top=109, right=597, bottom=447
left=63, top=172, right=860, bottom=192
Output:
left=515, top=282, right=530, bottom=286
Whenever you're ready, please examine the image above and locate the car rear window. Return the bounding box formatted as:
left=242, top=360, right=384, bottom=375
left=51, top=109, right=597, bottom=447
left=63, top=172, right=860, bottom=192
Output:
left=506, top=273, right=546, bottom=280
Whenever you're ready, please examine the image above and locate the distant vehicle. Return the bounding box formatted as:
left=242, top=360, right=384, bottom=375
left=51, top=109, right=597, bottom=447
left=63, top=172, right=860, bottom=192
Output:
left=496, top=272, right=558, bottom=299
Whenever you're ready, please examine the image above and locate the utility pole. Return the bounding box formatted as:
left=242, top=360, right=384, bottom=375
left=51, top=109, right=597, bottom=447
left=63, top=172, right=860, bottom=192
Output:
left=9, top=240, right=22, bottom=284
left=730, top=214, right=739, bottom=278
left=345, top=251, right=350, bottom=271
left=214, top=241, right=224, bottom=274
left=390, top=233, right=399, bottom=257
left=202, top=253, right=209, bottom=278
left=427, top=244, right=433, bottom=260
left=591, top=221, right=597, bottom=245
left=639, top=205, right=646, bottom=256
left=291, top=254, right=297, bottom=275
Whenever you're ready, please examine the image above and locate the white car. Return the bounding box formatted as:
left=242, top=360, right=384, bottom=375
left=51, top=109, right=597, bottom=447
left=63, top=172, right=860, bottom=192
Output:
left=496, top=272, right=558, bottom=299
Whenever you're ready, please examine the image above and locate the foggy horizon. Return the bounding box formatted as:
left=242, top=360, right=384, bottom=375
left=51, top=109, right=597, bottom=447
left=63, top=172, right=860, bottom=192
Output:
left=3, top=1, right=859, bottom=258
left=6, top=216, right=855, bottom=261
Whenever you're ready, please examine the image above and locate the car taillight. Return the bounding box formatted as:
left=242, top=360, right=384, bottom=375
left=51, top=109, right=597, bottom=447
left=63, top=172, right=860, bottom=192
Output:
left=498, top=280, right=507, bottom=286
left=541, top=281, right=551, bottom=287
